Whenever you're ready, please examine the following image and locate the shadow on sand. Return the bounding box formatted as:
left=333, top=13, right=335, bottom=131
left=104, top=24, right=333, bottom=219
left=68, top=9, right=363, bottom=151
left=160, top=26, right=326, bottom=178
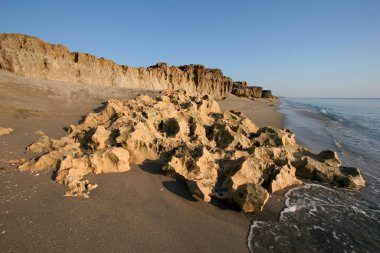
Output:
left=138, top=161, right=241, bottom=211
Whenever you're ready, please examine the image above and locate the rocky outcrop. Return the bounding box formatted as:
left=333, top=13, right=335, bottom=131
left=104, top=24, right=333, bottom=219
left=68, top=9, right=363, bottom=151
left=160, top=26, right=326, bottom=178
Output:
left=293, top=150, right=366, bottom=189
left=19, top=91, right=365, bottom=211
left=0, top=34, right=233, bottom=99
left=232, top=81, right=273, bottom=99
left=0, top=127, right=13, bottom=136
left=233, top=81, right=248, bottom=89
left=262, top=90, right=273, bottom=98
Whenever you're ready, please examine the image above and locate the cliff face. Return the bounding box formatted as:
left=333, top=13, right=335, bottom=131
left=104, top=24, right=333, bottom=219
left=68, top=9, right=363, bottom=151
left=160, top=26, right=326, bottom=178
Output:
left=261, top=90, right=273, bottom=98
left=0, top=34, right=233, bottom=99
left=232, top=81, right=267, bottom=99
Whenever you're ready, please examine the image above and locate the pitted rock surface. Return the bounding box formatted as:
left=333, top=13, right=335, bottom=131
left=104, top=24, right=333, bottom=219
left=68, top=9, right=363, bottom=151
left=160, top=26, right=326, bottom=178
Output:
left=19, top=91, right=365, bottom=211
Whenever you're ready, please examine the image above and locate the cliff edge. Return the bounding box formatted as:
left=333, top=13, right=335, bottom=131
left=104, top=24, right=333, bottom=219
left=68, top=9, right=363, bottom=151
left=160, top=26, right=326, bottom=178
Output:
left=0, top=34, right=233, bottom=99
left=232, top=81, right=275, bottom=99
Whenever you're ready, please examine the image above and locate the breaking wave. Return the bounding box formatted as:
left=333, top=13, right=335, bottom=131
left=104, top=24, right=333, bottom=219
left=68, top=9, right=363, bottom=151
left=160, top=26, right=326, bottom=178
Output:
left=248, top=184, right=380, bottom=252
left=248, top=98, right=380, bottom=252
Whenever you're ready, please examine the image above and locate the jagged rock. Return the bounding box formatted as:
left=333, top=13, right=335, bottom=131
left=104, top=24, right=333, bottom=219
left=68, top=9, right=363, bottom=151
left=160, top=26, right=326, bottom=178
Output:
left=232, top=81, right=264, bottom=99
left=19, top=152, right=61, bottom=172
left=293, top=150, right=365, bottom=190
left=232, top=81, right=276, bottom=99
left=7, top=158, right=27, bottom=166
left=0, top=34, right=233, bottom=99
left=55, top=155, right=93, bottom=196
left=232, top=184, right=269, bottom=212
left=262, top=90, right=273, bottom=98
left=222, top=157, right=267, bottom=191
left=90, top=147, right=130, bottom=174
left=19, top=90, right=365, bottom=212
left=233, top=81, right=248, bottom=89
left=55, top=147, right=130, bottom=197
left=91, top=126, right=112, bottom=150
left=164, top=147, right=218, bottom=202
left=26, top=135, right=53, bottom=153
left=270, top=164, right=301, bottom=192
left=0, top=127, right=13, bottom=136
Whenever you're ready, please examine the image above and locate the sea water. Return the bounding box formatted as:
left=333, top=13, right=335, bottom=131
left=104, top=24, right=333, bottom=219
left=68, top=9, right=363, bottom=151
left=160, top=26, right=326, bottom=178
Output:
left=248, top=98, right=380, bottom=252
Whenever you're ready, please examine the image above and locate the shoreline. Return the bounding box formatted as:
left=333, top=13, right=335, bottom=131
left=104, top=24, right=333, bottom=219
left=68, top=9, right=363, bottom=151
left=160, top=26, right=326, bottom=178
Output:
left=248, top=98, right=380, bottom=252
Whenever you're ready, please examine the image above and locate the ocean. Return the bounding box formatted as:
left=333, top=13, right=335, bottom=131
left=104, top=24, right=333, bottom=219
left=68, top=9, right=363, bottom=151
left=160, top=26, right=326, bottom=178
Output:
left=248, top=98, right=380, bottom=252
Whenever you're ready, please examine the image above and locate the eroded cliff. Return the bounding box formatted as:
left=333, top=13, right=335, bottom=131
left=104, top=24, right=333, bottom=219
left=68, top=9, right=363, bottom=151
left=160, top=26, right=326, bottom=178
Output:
left=0, top=34, right=233, bottom=99
left=232, top=81, right=275, bottom=99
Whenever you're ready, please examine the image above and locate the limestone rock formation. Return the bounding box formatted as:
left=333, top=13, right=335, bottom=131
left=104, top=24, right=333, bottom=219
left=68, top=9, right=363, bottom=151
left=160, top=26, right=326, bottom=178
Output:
left=262, top=90, right=273, bottom=98
left=232, top=81, right=263, bottom=98
left=19, top=91, right=365, bottom=211
left=232, top=81, right=274, bottom=99
left=0, top=127, right=13, bottom=136
left=293, top=149, right=365, bottom=189
left=0, top=34, right=232, bottom=99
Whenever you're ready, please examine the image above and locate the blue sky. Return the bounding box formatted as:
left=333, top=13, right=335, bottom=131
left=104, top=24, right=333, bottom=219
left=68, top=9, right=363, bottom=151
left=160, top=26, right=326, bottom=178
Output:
left=1, top=0, right=379, bottom=97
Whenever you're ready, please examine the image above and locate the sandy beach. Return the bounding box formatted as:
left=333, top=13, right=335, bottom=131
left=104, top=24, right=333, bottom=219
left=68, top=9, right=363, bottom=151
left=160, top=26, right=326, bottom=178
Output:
left=0, top=71, right=284, bottom=252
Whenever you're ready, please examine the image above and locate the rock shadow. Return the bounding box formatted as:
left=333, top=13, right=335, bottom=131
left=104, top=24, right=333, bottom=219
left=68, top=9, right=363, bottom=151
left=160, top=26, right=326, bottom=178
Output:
left=77, top=102, right=107, bottom=125
left=138, top=162, right=165, bottom=175
left=93, top=102, right=107, bottom=113
left=162, top=180, right=197, bottom=202
left=138, top=162, right=197, bottom=202
left=209, top=198, right=241, bottom=212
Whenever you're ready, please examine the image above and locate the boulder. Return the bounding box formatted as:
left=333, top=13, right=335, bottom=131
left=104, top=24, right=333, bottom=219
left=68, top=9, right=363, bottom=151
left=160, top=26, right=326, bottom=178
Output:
left=232, top=184, right=269, bottom=212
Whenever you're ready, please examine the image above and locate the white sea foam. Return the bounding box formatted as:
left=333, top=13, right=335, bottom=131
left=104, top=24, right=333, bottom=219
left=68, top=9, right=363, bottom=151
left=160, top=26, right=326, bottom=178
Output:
left=312, top=225, right=328, bottom=231
left=280, top=184, right=328, bottom=220
left=332, top=231, right=340, bottom=240
left=247, top=181, right=380, bottom=252
left=308, top=205, right=318, bottom=216
left=247, top=221, right=265, bottom=253
left=351, top=206, right=369, bottom=217
left=261, top=98, right=380, bottom=252
left=279, top=205, right=298, bottom=221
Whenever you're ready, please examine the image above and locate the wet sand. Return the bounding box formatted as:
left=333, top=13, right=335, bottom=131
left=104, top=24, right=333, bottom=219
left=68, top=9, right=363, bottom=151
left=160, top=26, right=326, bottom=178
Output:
left=0, top=71, right=284, bottom=252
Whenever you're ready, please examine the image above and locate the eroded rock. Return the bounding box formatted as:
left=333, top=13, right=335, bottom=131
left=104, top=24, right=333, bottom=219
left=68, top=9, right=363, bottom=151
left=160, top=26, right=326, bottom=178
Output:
left=0, top=127, right=13, bottom=136
left=233, top=184, right=269, bottom=212
left=19, top=90, right=365, bottom=212
left=293, top=150, right=365, bottom=190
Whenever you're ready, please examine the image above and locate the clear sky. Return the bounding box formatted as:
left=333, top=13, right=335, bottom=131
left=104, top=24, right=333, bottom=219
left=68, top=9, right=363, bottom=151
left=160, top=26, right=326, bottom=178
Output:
left=1, top=0, right=379, bottom=97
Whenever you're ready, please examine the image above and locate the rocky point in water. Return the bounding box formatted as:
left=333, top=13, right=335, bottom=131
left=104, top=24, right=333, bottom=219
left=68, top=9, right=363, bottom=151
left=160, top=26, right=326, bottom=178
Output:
left=19, top=90, right=365, bottom=212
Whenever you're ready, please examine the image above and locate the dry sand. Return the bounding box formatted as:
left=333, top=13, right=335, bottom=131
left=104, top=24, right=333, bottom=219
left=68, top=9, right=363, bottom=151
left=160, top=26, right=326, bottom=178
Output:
left=0, top=71, right=284, bottom=252
left=219, top=95, right=283, bottom=128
